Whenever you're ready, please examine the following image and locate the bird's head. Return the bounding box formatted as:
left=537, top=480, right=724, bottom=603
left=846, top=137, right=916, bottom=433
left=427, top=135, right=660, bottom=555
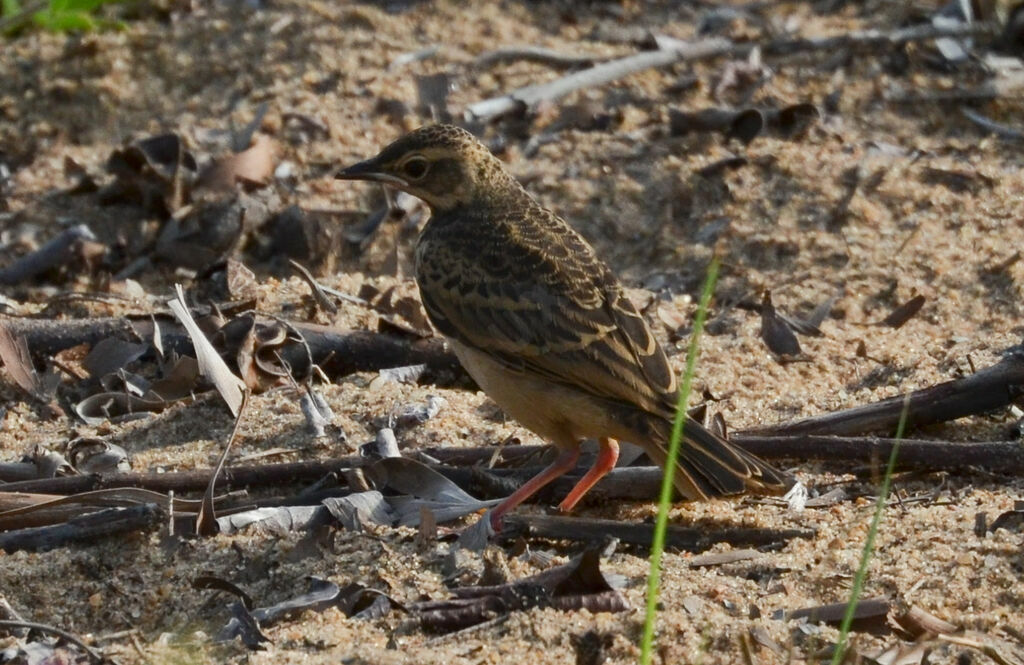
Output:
left=336, top=124, right=516, bottom=212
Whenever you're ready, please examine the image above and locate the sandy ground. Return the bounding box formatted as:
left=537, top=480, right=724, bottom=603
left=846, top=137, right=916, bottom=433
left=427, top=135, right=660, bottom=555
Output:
left=1, top=1, right=1024, bottom=663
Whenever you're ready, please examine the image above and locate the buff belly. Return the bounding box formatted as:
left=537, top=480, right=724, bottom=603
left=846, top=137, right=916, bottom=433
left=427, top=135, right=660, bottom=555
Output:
left=449, top=339, right=643, bottom=450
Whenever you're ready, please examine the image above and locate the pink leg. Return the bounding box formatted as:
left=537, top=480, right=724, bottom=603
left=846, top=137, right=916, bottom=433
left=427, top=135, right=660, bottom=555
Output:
left=557, top=438, right=619, bottom=513
left=489, top=447, right=580, bottom=530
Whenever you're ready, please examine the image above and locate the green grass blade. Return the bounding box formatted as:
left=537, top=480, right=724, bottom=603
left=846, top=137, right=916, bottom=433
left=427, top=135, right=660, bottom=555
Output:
left=639, top=256, right=720, bottom=665
left=829, top=395, right=912, bottom=664
left=2, top=0, right=23, bottom=17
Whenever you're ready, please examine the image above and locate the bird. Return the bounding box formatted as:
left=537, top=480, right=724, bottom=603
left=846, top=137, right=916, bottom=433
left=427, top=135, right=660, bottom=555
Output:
left=337, top=124, right=791, bottom=530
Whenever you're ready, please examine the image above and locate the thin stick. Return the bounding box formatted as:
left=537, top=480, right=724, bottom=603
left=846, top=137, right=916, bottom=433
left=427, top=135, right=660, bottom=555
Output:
left=466, top=23, right=994, bottom=122
left=467, top=39, right=732, bottom=121
left=501, top=514, right=812, bottom=551
left=744, top=350, right=1024, bottom=437
left=0, top=225, right=97, bottom=285
left=0, top=619, right=107, bottom=664
left=640, top=257, right=720, bottom=664
left=473, top=45, right=604, bottom=70
left=960, top=107, right=1024, bottom=140
left=197, top=392, right=249, bottom=536
left=0, top=504, right=161, bottom=553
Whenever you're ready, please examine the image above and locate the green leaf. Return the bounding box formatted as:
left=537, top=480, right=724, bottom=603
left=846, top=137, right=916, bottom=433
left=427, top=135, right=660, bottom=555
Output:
left=64, top=0, right=110, bottom=12
left=2, top=0, right=24, bottom=17
left=35, top=8, right=97, bottom=31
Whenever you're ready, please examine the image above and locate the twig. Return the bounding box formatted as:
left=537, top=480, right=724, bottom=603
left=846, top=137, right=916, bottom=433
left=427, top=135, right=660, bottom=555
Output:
left=0, top=455, right=365, bottom=495
left=886, top=72, right=1024, bottom=106
left=288, top=259, right=338, bottom=313
left=0, top=462, right=41, bottom=483
left=466, top=38, right=733, bottom=121
left=0, top=315, right=464, bottom=383
left=197, top=393, right=249, bottom=536
left=961, top=107, right=1024, bottom=140
left=763, top=21, right=995, bottom=56
left=436, top=435, right=1024, bottom=483
left=0, top=488, right=211, bottom=531
left=937, top=633, right=1024, bottom=665
left=787, top=597, right=891, bottom=628
left=499, top=514, right=814, bottom=551
left=0, top=619, right=108, bottom=664
left=438, top=438, right=1024, bottom=505
left=0, top=504, right=162, bottom=553
left=0, top=316, right=140, bottom=357
left=733, top=436, right=1024, bottom=473
left=745, top=350, right=1024, bottom=436
left=465, top=22, right=997, bottom=123
left=0, top=225, right=97, bottom=285
left=12, top=430, right=1023, bottom=504
left=286, top=322, right=461, bottom=382
left=473, top=45, right=605, bottom=70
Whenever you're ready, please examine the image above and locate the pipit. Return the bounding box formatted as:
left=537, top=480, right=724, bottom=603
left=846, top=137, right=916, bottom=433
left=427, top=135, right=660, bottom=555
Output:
left=337, top=125, right=790, bottom=529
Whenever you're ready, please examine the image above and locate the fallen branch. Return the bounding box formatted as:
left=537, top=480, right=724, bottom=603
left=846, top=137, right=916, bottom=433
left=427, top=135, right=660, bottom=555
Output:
left=435, top=438, right=1024, bottom=505
left=0, top=492, right=102, bottom=531
left=437, top=465, right=664, bottom=504
left=733, top=435, right=1024, bottom=472
left=0, top=315, right=464, bottom=383
left=465, top=22, right=996, bottom=122
left=762, top=21, right=994, bottom=56
left=499, top=514, right=814, bottom=551
left=433, top=435, right=1024, bottom=482
left=961, top=107, right=1024, bottom=141
left=0, top=225, right=97, bottom=286
left=0, top=619, right=105, bottom=664
left=415, top=548, right=629, bottom=632
left=0, top=487, right=212, bottom=531
left=0, top=455, right=364, bottom=495
left=473, top=45, right=605, bottom=70
left=466, top=38, right=733, bottom=121
left=0, top=504, right=162, bottom=553
left=886, top=70, right=1024, bottom=106
left=13, top=427, right=1017, bottom=501
left=5, top=313, right=1017, bottom=435
left=746, top=350, right=1024, bottom=436
left=0, top=316, right=143, bottom=358
left=0, top=462, right=41, bottom=483
left=784, top=597, right=891, bottom=634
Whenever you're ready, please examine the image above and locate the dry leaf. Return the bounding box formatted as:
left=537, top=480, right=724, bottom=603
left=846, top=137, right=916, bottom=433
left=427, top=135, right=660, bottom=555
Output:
left=0, top=324, right=42, bottom=397
left=202, top=135, right=277, bottom=190
left=366, top=457, right=499, bottom=526
left=168, top=284, right=246, bottom=417
left=81, top=338, right=148, bottom=378
left=75, top=392, right=171, bottom=425
left=881, top=294, right=926, bottom=329
left=760, top=292, right=801, bottom=356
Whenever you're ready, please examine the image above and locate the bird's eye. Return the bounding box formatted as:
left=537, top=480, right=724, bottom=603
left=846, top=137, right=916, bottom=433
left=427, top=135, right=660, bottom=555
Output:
left=402, top=156, right=429, bottom=180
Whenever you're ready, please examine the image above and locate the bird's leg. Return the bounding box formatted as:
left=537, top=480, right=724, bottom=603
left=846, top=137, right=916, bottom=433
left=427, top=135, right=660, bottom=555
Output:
left=557, top=437, right=619, bottom=513
left=489, top=446, right=581, bottom=530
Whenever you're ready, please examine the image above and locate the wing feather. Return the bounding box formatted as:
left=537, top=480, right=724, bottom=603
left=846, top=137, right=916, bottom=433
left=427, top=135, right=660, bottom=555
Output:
left=416, top=206, right=677, bottom=418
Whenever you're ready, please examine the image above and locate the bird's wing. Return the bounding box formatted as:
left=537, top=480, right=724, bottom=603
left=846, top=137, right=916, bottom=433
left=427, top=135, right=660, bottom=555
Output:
left=416, top=208, right=677, bottom=417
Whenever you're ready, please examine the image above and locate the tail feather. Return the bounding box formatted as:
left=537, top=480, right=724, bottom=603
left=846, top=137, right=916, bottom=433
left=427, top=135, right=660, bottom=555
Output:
left=643, top=417, right=791, bottom=501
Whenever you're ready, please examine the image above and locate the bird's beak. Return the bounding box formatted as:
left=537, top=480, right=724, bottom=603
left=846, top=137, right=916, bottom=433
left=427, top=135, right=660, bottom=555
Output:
left=335, top=159, right=407, bottom=187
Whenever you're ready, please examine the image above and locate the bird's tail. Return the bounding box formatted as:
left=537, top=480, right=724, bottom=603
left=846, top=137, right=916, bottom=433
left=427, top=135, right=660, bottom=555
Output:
left=642, top=416, right=791, bottom=501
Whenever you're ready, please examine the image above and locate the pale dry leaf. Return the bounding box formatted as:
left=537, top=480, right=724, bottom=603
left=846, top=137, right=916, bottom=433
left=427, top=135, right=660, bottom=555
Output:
left=202, top=135, right=277, bottom=190
left=168, top=284, right=246, bottom=417
left=0, top=323, right=39, bottom=396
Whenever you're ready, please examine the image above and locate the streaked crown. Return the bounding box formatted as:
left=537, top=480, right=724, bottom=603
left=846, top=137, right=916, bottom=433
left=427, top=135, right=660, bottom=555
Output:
left=336, top=124, right=519, bottom=211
